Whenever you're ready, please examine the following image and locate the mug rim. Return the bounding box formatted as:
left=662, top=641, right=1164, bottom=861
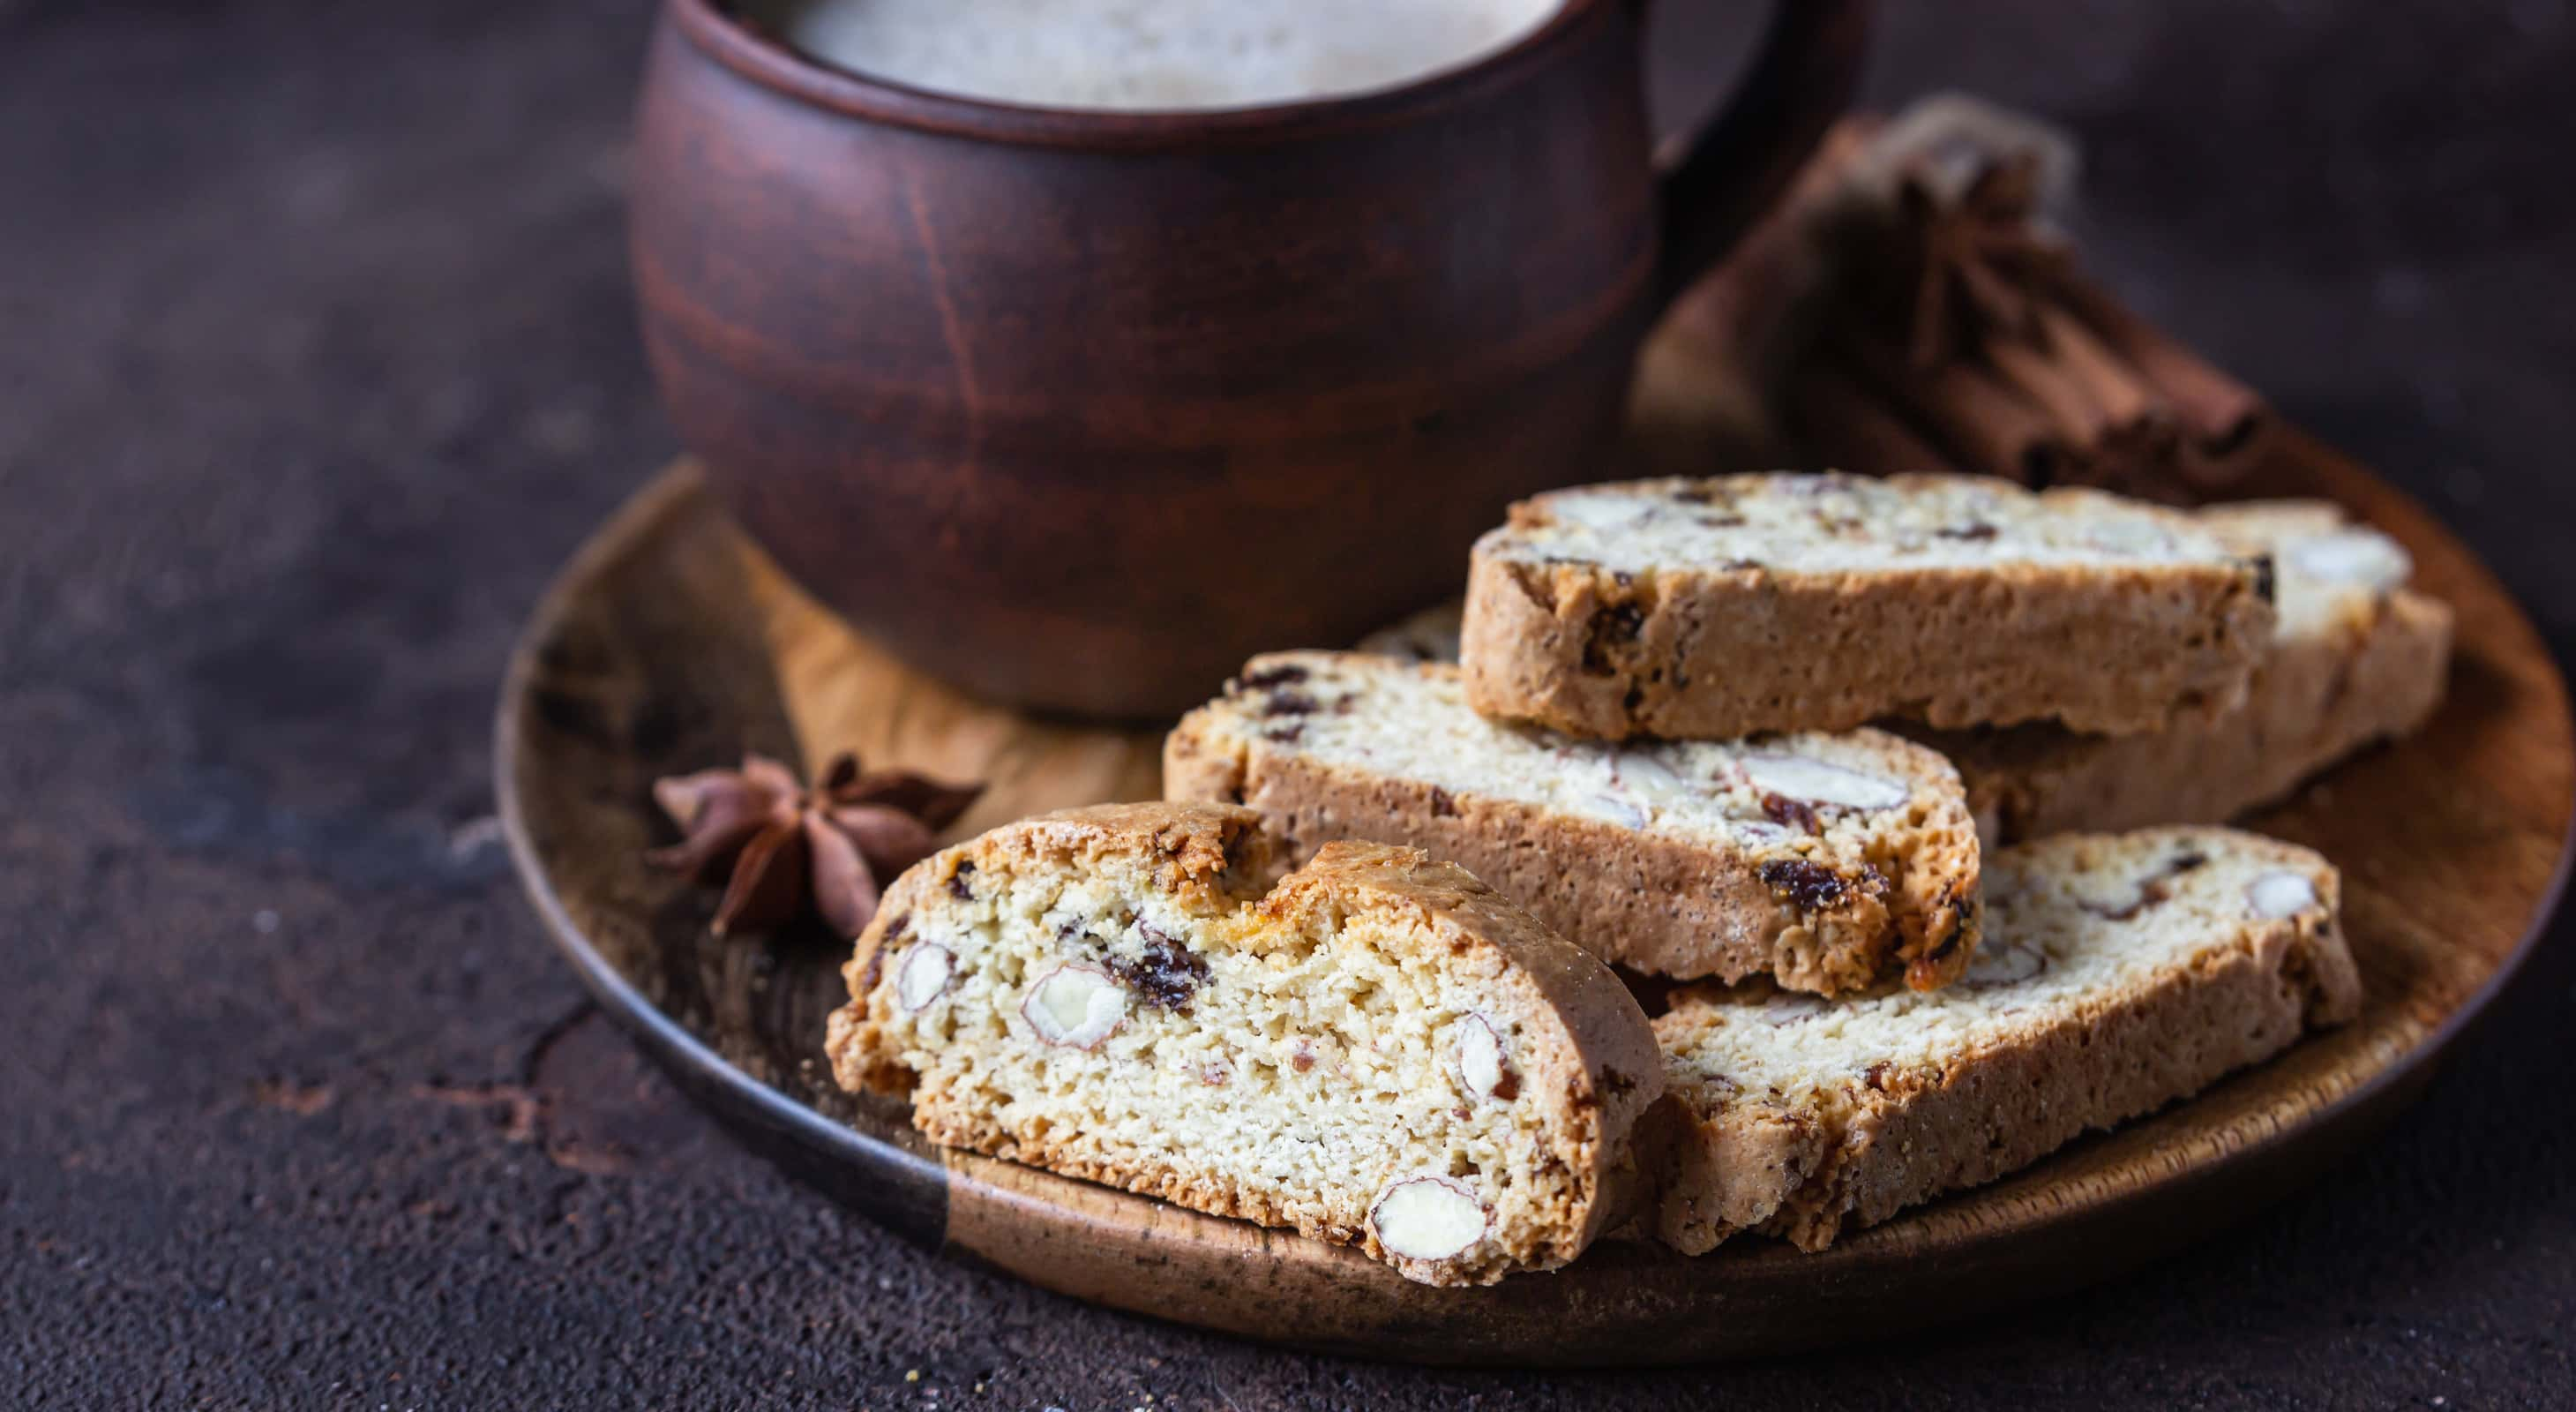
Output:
left=672, top=0, right=1617, bottom=149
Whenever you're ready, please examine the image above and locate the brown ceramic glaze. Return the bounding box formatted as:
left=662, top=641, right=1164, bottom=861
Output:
left=630, top=0, right=1873, bottom=717
left=498, top=433, right=2571, bottom=1363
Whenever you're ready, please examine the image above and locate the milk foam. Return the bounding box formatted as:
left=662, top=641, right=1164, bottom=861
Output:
left=749, top=0, right=1564, bottom=111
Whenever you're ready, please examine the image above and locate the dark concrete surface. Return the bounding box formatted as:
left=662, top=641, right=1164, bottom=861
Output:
left=4, top=1, right=2572, bottom=1406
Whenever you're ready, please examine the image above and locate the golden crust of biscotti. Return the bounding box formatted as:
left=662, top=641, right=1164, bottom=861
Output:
left=1458, top=473, right=2275, bottom=741
left=824, top=802, right=1662, bottom=1286
left=1921, top=504, right=2455, bottom=842
left=1652, top=827, right=2359, bottom=1255
left=1164, top=652, right=1982, bottom=994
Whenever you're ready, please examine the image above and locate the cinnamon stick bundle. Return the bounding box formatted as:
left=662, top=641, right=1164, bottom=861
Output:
left=1693, top=101, right=2279, bottom=502
left=2048, top=271, right=2272, bottom=488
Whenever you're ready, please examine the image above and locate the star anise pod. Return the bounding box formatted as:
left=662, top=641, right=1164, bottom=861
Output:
left=1898, top=151, right=2072, bottom=368
left=648, top=751, right=984, bottom=939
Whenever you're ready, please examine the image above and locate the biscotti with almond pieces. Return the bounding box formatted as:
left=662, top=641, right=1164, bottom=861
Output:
left=1652, top=826, right=2360, bottom=1255
left=1164, top=651, right=1981, bottom=995
left=1916, top=502, right=2453, bottom=842
left=825, top=802, right=1663, bottom=1286
left=1459, top=472, right=2277, bottom=741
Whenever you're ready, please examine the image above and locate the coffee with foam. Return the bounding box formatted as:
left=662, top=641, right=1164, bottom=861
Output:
left=747, top=0, right=1565, bottom=112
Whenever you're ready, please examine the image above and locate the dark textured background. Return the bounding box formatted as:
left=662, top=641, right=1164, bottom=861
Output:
left=4, top=1, right=2572, bottom=1406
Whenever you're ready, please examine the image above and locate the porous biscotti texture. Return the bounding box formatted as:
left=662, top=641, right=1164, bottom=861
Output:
left=824, top=802, right=1664, bottom=1286
left=1653, top=826, right=2361, bottom=1255
left=1164, top=652, right=1981, bottom=994
left=1919, top=502, right=2454, bottom=842
left=1459, top=472, right=2276, bottom=740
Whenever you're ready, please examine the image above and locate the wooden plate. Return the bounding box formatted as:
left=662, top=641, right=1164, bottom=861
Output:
left=497, top=439, right=2572, bottom=1365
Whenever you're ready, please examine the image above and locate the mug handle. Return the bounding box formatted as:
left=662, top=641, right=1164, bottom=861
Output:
left=1643, top=0, right=1875, bottom=315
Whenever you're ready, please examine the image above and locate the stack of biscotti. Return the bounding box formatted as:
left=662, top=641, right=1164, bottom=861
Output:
left=1153, top=471, right=2396, bottom=1257
left=832, top=472, right=2412, bottom=1275
left=826, top=802, right=1665, bottom=1286
left=1911, top=502, right=2453, bottom=841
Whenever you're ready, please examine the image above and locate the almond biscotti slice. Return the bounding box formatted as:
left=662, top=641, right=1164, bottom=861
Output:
left=1653, top=826, right=2360, bottom=1255
left=1917, top=502, right=2454, bottom=842
left=825, top=802, right=1663, bottom=1286
left=1459, top=472, right=2276, bottom=741
left=1164, top=652, right=1981, bottom=995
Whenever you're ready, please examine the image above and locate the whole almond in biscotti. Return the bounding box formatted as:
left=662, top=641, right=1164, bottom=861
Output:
left=824, top=802, right=1663, bottom=1287
left=1459, top=472, right=2275, bottom=741
left=1913, top=499, right=2454, bottom=843
left=1164, top=652, right=1981, bottom=995
left=1653, top=826, right=2360, bottom=1256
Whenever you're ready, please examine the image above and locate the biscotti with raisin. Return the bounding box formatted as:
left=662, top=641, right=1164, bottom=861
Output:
left=1164, top=652, right=1981, bottom=995
left=1459, top=472, right=2275, bottom=741
left=1653, top=826, right=2359, bottom=1255
left=825, top=802, right=1663, bottom=1286
left=1918, top=502, right=2453, bottom=841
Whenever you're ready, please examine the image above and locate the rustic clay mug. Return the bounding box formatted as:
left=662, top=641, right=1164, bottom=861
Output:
left=632, top=0, right=1872, bottom=717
